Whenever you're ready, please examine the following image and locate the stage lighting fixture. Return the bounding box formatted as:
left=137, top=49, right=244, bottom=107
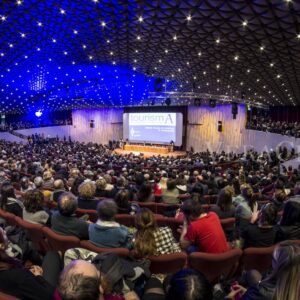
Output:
left=35, top=110, right=43, bottom=117
left=194, top=98, right=201, bottom=106
left=209, top=99, right=216, bottom=108
left=165, top=98, right=171, bottom=106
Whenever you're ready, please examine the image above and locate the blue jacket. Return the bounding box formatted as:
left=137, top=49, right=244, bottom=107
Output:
left=89, top=222, right=132, bottom=249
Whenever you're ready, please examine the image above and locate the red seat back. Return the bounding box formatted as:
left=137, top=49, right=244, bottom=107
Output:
left=241, top=245, right=275, bottom=273
left=137, top=202, right=157, bottom=214
left=147, top=252, right=187, bottom=274
left=115, top=214, right=135, bottom=227
left=155, top=203, right=180, bottom=215
left=80, top=240, right=129, bottom=257
left=188, top=249, right=243, bottom=283
left=42, top=227, right=80, bottom=254
left=14, top=216, right=49, bottom=254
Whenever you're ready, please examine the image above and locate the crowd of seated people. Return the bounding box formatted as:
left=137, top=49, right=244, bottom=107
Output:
left=246, top=116, right=300, bottom=138
left=0, top=118, right=73, bottom=132
left=0, top=139, right=300, bottom=298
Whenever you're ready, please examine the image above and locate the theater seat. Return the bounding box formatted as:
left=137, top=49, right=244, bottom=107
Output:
left=79, top=240, right=129, bottom=257
left=115, top=214, right=135, bottom=227
left=137, top=202, right=157, bottom=214
left=240, top=245, right=276, bottom=273
left=188, top=248, right=243, bottom=283
left=42, top=227, right=80, bottom=254
left=146, top=252, right=187, bottom=274
left=14, top=216, right=48, bottom=254
left=2, top=212, right=17, bottom=226
left=75, top=208, right=97, bottom=223
left=156, top=203, right=180, bottom=215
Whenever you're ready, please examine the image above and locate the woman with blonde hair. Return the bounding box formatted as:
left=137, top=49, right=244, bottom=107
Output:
left=226, top=242, right=300, bottom=300
left=77, top=181, right=99, bottom=210
left=134, top=208, right=180, bottom=257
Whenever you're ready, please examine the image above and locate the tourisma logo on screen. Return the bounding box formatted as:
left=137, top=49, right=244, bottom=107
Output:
left=129, top=113, right=176, bottom=126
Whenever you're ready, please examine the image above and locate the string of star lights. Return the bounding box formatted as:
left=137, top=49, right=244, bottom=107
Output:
left=0, top=0, right=298, bottom=114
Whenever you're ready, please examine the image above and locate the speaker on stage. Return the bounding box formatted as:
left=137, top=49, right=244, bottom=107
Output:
left=218, top=121, right=222, bottom=132
left=90, top=120, right=94, bottom=128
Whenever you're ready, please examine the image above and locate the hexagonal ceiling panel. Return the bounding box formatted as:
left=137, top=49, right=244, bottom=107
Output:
left=0, top=0, right=300, bottom=113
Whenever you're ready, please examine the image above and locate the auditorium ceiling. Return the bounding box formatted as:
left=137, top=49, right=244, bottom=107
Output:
left=0, top=0, right=300, bottom=113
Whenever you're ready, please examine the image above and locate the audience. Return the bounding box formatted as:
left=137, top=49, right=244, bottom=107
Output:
left=88, top=199, right=132, bottom=248
left=235, top=184, right=258, bottom=236
left=77, top=181, right=99, bottom=210
left=134, top=208, right=180, bottom=257
left=51, top=192, right=89, bottom=239
left=162, top=179, right=180, bottom=204
left=276, top=200, right=300, bottom=242
left=229, top=242, right=300, bottom=300
left=0, top=138, right=300, bottom=299
left=23, top=189, right=49, bottom=225
left=211, top=188, right=235, bottom=219
left=241, top=202, right=278, bottom=248
left=180, top=199, right=229, bottom=253
left=51, top=179, right=66, bottom=202
left=0, top=182, right=23, bottom=217
left=114, top=190, right=132, bottom=214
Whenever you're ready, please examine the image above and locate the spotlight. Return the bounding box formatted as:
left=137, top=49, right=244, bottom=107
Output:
left=194, top=98, right=201, bottom=106
left=165, top=98, right=171, bottom=106
left=209, top=99, right=216, bottom=108
left=35, top=110, right=43, bottom=117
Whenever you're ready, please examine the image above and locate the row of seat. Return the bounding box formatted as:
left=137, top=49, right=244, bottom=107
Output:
left=0, top=209, right=292, bottom=282
left=75, top=207, right=235, bottom=240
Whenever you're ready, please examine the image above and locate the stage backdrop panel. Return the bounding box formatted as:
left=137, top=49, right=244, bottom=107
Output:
left=71, top=108, right=123, bottom=143
left=187, top=104, right=246, bottom=153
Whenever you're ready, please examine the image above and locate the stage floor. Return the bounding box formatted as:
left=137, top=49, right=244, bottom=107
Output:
left=114, top=148, right=187, bottom=158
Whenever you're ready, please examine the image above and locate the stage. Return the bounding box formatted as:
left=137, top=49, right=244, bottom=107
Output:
left=114, top=148, right=187, bottom=158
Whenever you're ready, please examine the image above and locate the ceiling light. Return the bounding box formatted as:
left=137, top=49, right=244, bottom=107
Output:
left=260, top=46, right=265, bottom=51
left=138, top=16, right=143, bottom=22
left=60, top=9, right=66, bottom=14
left=198, top=52, right=202, bottom=56
left=136, top=35, right=141, bottom=40
left=297, top=33, right=300, bottom=39
left=0, top=16, right=6, bottom=21
left=173, top=35, right=177, bottom=41
left=234, top=55, right=239, bottom=61
left=270, top=63, right=274, bottom=67
left=186, top=15, right=192, bottom=21
left=216, top=38, right=220, bottom=44
left=101, top=21, right=106, bottom=27
left=37, top=22, right=43, bottom=26
left=242, top=20, right=248, bottom=27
